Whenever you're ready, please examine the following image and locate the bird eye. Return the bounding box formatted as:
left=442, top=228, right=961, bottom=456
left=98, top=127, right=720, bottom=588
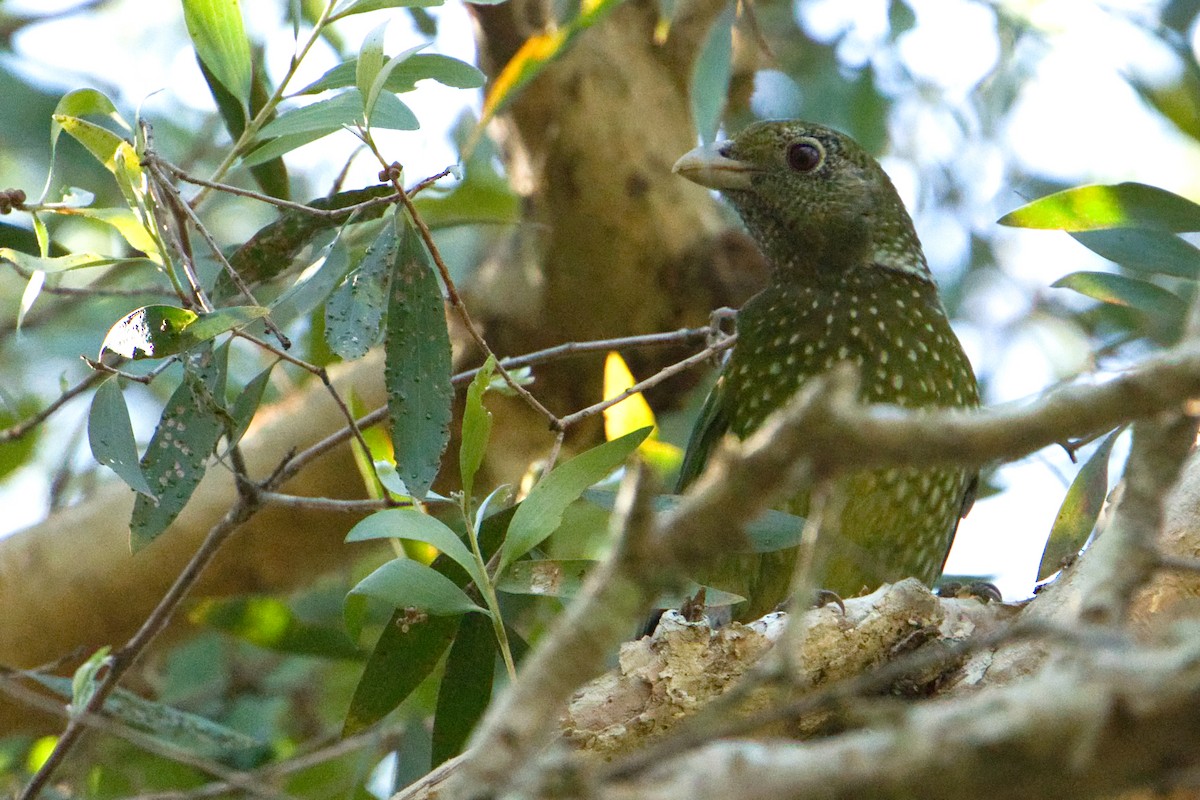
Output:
left=786, top=140, right=823, bottom=173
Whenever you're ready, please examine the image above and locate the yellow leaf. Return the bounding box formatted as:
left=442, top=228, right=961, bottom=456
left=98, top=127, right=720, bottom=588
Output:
left=603, top=351, right=657, bottom=441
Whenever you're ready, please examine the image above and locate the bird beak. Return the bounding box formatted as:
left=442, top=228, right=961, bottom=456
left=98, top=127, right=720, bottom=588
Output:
left=672, top=143, right=756, bottom=191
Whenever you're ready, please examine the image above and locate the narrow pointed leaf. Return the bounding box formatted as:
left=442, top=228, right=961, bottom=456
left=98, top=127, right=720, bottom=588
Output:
left=182, top=0, right=253, bottom=106
left=1052, top=271, right=1185, bottom=313
left=346, top=508, right=482, bottom=586
left=367, top=45, right=428, bottom=123
left=356, top=22, right=389, bottom=114
left=431, top=611, right=494, bottom=766
left=220, top=183, right=395, bottom=297
left=29, top=672, right=268, bottom=766
left=999, top=182, right=1200, bottom=232
left=343, top=610, right=459, bottom=735
left=342, top=505, right=513, bottom=735
left=257, top=91, right=363, bottom=139
left=498, top=426, right=652, bottom=572
left=53, top=115, right=127, bottom=172
left=690, top=3, right=734, bottom=143
left=1039, top=428, right=1123, bottom=581
left=325, top=215, right=398, bottom=359
left=89, top=379, right=154, bottom=496
left=349, top=558, right=488, bottom=616
left=460, top=356, right=495, bottom=501
left=386, top=213, right=453, bottom=499
left=1070, top=228, right=1200, bottom=279
left=0, top=249, right=150, bottom=274
left=225, top=362, right=275, bottom=448
left=297, top=54, right=485, bottom=95
left=332, top=0, right=443, bottom=18
left=368, top=91, right=420, bottom=130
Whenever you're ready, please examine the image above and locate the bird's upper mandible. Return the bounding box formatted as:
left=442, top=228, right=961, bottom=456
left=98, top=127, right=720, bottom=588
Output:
left=673, top=120, right=930, bottom=283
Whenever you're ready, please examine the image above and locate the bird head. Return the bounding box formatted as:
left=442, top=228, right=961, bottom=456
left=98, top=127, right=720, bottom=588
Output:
left=673, top=120, right=929, bottom=284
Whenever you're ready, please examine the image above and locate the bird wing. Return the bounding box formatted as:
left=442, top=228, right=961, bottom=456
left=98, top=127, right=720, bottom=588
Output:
left=675, top=373, right=730, bottom=492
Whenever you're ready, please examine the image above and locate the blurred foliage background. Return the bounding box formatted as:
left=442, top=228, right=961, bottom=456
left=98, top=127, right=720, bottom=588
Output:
left=4, top=0, right=1200, bottom=796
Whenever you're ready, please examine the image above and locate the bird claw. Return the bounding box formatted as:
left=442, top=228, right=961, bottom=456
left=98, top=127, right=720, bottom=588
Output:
left=814, top=589, right=846, bottom=614
left=937, top=580, right=1002, bottom=603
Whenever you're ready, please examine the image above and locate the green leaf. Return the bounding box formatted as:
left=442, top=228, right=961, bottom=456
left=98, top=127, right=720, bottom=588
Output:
left=240, top=130, right=331, bottom=167
left=99, top=304, right=269, bottom=360
left=52, top=115, right=127, bottom=172
left=386, top=213, right=453, bottom=499
left=1056, top=272, right=1185, bottom=328
left=130, top=348, right=227, bottom=549
left=220, top=183, right=395, bottom=296
left=324, top=214, right=398, bottom=359
left=998, top=182, right=1200, bottom=232
left=460, top=356, right=496, bottom=501
left=0, top=249, right=151, bottom=274
left=499, top=427, right=652, bottom=572
left=1038, top=428, right=1123, bottom=581
left=342, top=505, right=513, bottom=735
left=0, top=396, right=40, bottom=482
left=100, top=305, right=198, bottom=359
left=1069, top=228, right=1200, bottom=279
left=690, top=3, right=733, bottom=143
left=343, top=610, right=459, bottom=736
left=190, top=596, right=362, bottom=659
left=368, top=90, right=420, bottom=131
left=356, top=21, right=389, bottom=116
left=348, top=558, right=488, bottom=617
left=59, top=207, right=162, bottom=263
left=257, top=92, right=363, bottom=139
left=269, top=240, right=353, bottom=325
left=182, top=0, right=253, bottom=106
left=184, top=305, right=271, bottom=343
left=495, top=558, right=594, bottom=597
left=366, top=45, right=428, bottom=125
left=431, top=611, right=494, bottom=767
left=346, top=508, right=483, bottom=586
left=331, top=0, right=444, bottom=20
left=225, top=362, right=274, bottom=448
left=297, top=54, right=485, bottom=95
left=30, top=672, right=268, bottom=767
left=89, top=379, right=154, bottom=496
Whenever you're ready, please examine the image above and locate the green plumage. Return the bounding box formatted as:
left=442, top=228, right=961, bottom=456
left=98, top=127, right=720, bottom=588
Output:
left=674, top=121, right=979, bottom=620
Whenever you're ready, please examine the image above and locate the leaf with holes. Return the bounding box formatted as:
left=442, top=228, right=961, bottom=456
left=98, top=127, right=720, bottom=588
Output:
left=325, top=213, right=399, bottom=360
left=385, top=213, right=452, bottom=499
left=100, top=304, right=269, bottom=360
left=129, top=346, right=227, bottom=549
left=89, top=379, right=154, bottom=496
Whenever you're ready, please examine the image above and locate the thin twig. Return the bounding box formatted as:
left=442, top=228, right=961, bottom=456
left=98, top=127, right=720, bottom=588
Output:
left=256, top=491, right=400, bottom=513
left=18, top=499, right=257, bottom=800
left=0, top=671, right=298, bottom=800
left=555, top=334, right=735, bottom=430
left=0, top=370, right=105, bottom=444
